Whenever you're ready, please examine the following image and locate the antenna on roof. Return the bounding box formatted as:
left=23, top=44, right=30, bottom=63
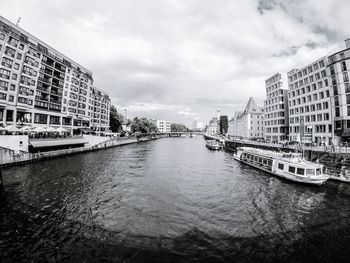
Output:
left=16, top=17, right=21, bottom=26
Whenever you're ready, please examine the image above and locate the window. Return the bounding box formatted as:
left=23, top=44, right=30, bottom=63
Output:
left=297, top=168, right=305, bottom=175
left=34, top=113, right=47, bottom=124
left=306, top=169, right=314, bottom=175
left=8, top=95, right=14, bottom=102
left=0, top=33, right=5, bottom=40
left=4, top=46, right=15, bottom=57
left=0, top=68, right=10, bottom=79
left=278, top=163, right=284, bottom=170
left=289, top=166, right=296, bottom=173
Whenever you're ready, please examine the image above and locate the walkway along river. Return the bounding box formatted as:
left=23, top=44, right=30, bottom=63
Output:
left=1, top=137, right=350, bottom=262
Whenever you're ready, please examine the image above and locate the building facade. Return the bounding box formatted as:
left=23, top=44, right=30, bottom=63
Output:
left=228, top=97, right=264, bottom=139
left=0, top=15, right=110, bottom=133
left=157, top=120, right=171, bottom=133
left=192, top=120, right=204, bottom=131
left=205, top=117, right=218, bottom=135
left=264, top=73, right=289, bottom=142
left=287, top=57, right=332, bottom=145
left=327, top=39, right=350, bottom=144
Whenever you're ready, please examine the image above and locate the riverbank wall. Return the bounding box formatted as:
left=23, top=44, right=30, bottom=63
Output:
left=0, top=135, right=168, bottom=169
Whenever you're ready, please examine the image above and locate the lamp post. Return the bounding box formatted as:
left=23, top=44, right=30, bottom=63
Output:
left=124, top=108, right=127, bottom=123
left=329, top=96, right=335, bottom=145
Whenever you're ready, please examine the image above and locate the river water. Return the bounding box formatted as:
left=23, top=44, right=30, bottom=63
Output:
left=1, top=137, right=350, bottom=262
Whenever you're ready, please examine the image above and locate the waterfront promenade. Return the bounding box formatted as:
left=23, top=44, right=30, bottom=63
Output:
left=0, top=135, right=167, bottom=168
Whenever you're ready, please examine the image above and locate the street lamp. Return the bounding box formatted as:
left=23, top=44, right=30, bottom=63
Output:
left=124, top=108, right=127, bottom=123
left=329, top=96, right=335, bottom=145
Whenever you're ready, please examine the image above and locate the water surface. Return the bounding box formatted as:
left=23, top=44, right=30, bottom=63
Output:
left=1, top=137, right=350, bottom=262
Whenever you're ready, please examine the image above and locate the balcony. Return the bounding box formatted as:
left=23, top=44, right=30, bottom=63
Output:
left=35, top=96, right=49, bottom=102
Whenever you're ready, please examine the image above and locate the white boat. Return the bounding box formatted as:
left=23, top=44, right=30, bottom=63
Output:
left=206, top=140, right=221, bottom=150
left=233, top=147, right=329, bottom=185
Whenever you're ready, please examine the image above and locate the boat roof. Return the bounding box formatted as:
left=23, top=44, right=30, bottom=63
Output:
left=237, top=147, right=323, bottom=169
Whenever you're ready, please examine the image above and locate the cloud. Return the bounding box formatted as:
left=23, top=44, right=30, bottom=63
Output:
left=1, top=0, right=349, bottom=126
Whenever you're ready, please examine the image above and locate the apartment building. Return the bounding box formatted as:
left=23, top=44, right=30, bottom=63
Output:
left=327, top=39, right=350, bottom=144
left=91, top=86, right=110, bottom=132
left=157, top=120, right=171, bottom=133
left=287, top=57, right=332, bottom=145
left=264, top=73, right=289, bottom=142
left=0, top=15, right=110, bottom=133
left=228, top=97, right=264, bottom=139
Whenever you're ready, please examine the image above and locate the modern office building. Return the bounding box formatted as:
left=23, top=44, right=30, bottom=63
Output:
left=327, top=39, right=350, bottom=144
left=0, top=15, right=110, bottom=133
left=228, top=97, right=264, bottom=139
left=287, top=56, right=331, bottom=145
left=264, top=73, right=289, bottom=142
left=156, top=120, right=171, bottom=133
left=192, top=120, right=204, bottom=131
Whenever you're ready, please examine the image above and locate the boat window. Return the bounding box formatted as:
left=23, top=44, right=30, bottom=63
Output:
left=296, top=168, right=305, bottom=175
left=267, top=160, right=272, bottom=166
left=254, top=156, right=258, bottom=161
left=306, top=169, right=314, bottom=175
left=288, top=166, right=296, bottom=173
left=278, top=163, right=284, bottom=170
left=263, top=159, right=267, bottom=164
left=316, top=168, right=322, bottom=175
left=258, top=157, right=262, bottom=163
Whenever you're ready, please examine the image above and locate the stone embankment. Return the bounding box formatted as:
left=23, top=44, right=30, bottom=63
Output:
left=0, top=135, right=167, bottom=168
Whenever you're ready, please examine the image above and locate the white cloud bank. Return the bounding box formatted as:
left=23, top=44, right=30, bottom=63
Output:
left=1, top=0, right=350, bottom=125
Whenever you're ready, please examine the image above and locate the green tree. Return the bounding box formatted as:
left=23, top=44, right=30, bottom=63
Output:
left=131, top=117, right=157, bottom=134
left=171, top=123, right=189, bottom=132
left=109, top=105, right=124, bottom=132
left=219, top=115, right=228, bottom=134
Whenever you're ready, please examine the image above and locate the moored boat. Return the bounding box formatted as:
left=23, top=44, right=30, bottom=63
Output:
left=233, top=147, right=329, bottom=185
left=206, top=140, right=221, bottom=150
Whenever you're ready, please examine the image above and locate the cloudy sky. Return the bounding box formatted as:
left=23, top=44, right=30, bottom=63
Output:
left=1, top=0, right=350, bottom=126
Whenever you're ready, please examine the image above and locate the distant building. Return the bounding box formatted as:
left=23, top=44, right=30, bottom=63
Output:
left=228, top=97, right=264, bottom=139
left=264, top=73, right=289, bottom=142
left=192, top=120, right=204, bottom=131
left=205, top=117, right=218, bottom=135
left=157, top=120, right=171, bottom=133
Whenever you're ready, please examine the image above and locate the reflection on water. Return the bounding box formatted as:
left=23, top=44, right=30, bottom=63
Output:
left=1, top=137, right=350, bottom=262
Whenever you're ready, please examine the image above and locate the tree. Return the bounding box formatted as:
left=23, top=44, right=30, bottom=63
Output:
left=131, top=117, right=158, bottom=134
left=219, top=115, right=228, bottom=134
left=109, top=105, right=124, bottom=132
left=171, top=123, right=189, bottom=132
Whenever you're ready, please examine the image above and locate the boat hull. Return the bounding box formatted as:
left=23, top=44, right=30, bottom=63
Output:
left=234, top=156, right=328, bottom=185
left=206, top=144, right=221, bottom=150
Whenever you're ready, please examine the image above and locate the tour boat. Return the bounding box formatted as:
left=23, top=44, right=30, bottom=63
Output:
left=206, top=140, right=221, bottom=150
left=233, top=147, right=329, bottom=185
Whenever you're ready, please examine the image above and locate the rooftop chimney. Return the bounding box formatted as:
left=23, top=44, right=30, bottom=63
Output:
left=346, top=38, right=350, bottom=49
